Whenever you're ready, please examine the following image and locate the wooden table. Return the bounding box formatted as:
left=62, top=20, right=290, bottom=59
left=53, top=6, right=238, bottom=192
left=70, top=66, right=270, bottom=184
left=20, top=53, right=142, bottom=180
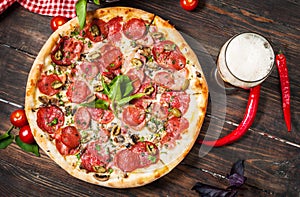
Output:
left=0, top=0, right=299, bottom=196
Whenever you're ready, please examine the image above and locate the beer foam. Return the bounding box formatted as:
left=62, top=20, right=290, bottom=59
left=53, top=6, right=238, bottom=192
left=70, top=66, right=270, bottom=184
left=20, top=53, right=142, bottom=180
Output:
left=225, top=33, right=274, bottom=82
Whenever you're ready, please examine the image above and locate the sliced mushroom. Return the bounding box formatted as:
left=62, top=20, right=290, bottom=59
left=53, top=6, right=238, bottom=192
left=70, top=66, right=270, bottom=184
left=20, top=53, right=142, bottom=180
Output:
left=38, top=96, right=49, bottom=104
left=93, top=166, right=107, bottom=173
left=93, top=174, right=110, bottom=182
left=151, top=32, right=164, bottom=40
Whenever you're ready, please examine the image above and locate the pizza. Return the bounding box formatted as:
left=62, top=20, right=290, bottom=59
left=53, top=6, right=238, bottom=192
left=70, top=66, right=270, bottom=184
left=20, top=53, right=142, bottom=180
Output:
left=25, top=7, right=208, bottom=188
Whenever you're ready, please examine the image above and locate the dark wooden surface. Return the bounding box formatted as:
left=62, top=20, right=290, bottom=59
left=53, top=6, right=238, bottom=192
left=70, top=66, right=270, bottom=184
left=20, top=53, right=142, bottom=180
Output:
left=0, top=0, right=299, bottom=196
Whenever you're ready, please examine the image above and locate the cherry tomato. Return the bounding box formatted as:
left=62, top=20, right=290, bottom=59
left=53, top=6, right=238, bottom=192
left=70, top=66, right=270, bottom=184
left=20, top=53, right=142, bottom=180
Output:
left=10, top=109, right=28, bottom=128
left=180, top=0, right=199, bottom=11
left=19, top=125, right=35, bottom=144
left=50, top=16, right=69, bottom=31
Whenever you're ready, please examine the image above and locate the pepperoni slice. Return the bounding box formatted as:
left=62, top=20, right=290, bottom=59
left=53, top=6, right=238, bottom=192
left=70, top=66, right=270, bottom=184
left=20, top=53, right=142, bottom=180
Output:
left=87, top=108, right=114, bottom=124
left=123, top=18, right=147, bottom=40
left=160, top=91, right=190, bottom=115
left=97, top=44, right=123, bottom=72
left=107, top=16, right=123, bottom=42
left=153, top=71, right=175, bottom=89
left=66, top=80, right=91, bottom=104
left=161, top=117, right=189, bottom=148
left=79, top=62, right=99, bottom=80
left=122, top=105, right=146, bottom=127
left=114, top=149, right=140, bottom=172
left=152, top=40, right=186, bottom=70
left=80, top=140, right=112, bottom=172
left=37, top=74, right=62, bottom=96
left=61, top=126, right=81, bottom=149
left=74, top=107, right=91, bottom=130
left=114, top=141, right=159, bottom=172
left=37, top=105, right=64, bottom=134
left=125, top=68, right=145, bottom=93
left=85, top=19, right=109, bottom=42
left=55, top=139, right=71, bottom=156
left=51, top=36, right=83, bottom=66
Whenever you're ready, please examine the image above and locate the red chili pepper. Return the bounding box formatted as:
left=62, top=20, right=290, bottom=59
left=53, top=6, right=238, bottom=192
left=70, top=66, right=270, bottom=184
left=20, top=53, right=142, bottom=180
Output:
left=199, top=85, right=261, bottom=147
left=276, top=52, right=291, bottom=132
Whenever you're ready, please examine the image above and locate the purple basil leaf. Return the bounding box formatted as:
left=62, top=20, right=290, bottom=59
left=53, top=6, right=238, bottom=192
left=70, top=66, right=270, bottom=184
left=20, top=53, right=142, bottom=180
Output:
left=227, top=160, right=247, bottom=187
left=192, top=182, right=238, bottom=197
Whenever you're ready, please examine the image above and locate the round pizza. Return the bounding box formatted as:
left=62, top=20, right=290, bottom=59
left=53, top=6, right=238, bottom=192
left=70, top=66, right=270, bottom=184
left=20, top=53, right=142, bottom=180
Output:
left=25, top=7, right=208, bottom=188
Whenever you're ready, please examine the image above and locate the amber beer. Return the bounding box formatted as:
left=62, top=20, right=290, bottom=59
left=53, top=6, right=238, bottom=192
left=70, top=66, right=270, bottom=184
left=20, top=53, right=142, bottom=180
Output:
left=217, top=33, right=275, bottom=88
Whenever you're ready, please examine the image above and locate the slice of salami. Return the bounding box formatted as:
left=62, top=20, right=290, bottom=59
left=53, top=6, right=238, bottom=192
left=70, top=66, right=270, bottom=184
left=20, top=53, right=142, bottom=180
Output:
left=87, top=108, right=114, bottom=124
left=160, top=91, right=190, bottom=115
left=125, top=68, right=145, bottom=93
left=84, top=19, right=109, bottom=42
left=114, top=141, right=159, bottom=172
left=123, top=18, right=147, bottom=40
left=122, top=105, right=146, bottom=127
left=66, top=80, right=91, bottom=104
left=80, top=140, right=112, bottom=172
left=161, top=117, right=189, bottom=148
left=74, top=107, right=91, bottom=130
left=51, top=36, right=83, bottom=66
left=61, top=126, right=81, bottom=149
left=153, top=68, right=189, bottom=91
left=37, top=105, right=65, bottom=134
left=97, top=44, right=124, bottom=72
left=37, top=74, right=62, bottom=96
left=113, top=149, right=141, bottom=172
left=152, top=40, right=186, bottom=70
left=106, top=16, right=123, bottom=42
left=78, top=62, right=99, bottom=80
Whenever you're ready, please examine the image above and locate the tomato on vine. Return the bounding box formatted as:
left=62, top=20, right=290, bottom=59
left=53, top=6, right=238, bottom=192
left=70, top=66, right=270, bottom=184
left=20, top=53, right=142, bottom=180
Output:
left=180, top=0, right=199, bottom=11
left=19, top=125, right=35, bottom=144
left=50, top=16, right=69, bottom=31
left=10, top=109, right=28, bottom=128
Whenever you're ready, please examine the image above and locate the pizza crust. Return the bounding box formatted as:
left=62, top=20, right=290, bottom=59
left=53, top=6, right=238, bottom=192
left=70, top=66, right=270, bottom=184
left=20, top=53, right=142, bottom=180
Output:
left=25, top=7, right=208, bottom=188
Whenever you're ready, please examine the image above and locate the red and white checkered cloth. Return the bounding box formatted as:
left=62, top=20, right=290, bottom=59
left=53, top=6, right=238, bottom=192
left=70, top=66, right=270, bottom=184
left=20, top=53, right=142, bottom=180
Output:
left=0, top=0, right=77, bottom=18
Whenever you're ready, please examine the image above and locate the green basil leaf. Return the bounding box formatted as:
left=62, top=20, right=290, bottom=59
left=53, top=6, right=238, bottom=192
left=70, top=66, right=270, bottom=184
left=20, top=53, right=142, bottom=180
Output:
left=101, top=77, right=110, bottom=95
left=117, top=93, right=146, bottom=106
left=15, top=136, right=40, bottom=157
left=108, top=78, right=122, bottom=101
left=80, top=99, right=109, bottom=110
left=0, top=135, right=14, bottom=149
left=93, top=0, right=101, bottom=5
left=75, top=0, right=87, bottom=29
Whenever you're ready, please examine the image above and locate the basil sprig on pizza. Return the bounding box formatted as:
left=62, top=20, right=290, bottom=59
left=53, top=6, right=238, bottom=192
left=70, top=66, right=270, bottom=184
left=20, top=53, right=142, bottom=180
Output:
left=25, top=7, right=208, bottom=188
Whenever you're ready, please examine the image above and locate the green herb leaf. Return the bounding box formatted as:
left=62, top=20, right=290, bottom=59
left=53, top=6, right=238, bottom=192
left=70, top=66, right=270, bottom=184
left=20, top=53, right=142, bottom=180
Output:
left=93, top=0, right=101, bottom=5
left=75, top=0, right=87, bottom=29
left=0, top=135, right=14, bottom=149
left=0, top=125, right=14, bottom=149
left=15, top=136, right=40, bottom=157
left=117, top=93, right=145, bottom=106
left=80, top=99, right=109, bottom=110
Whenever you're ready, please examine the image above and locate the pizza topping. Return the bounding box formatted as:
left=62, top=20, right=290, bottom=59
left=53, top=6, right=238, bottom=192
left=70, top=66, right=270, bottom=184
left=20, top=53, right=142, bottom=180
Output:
left=37, top=74, right=63, bottom=96
left=80, top=140, right=112, bottom=172
left=78, top=62, right=99, bottom=80
left=106, top=16, right=123, bottom=42
left=51, top=36, right=83, bottom=66
left=37, top=105, right=64, bottom=134
left=161, top=117, right=189, bottom=149
left=74, top=107, right=91, bottom=130
left=66, top=80, right=91, bottom=104
left=114, top=141, right=159, bottom=172
left=122, top=105, right=146, bottom=127
left=60, top=126, right=81, bottom=149
left=160, top=91, right=190, bottom=116
left=131, top=58, right=143, bottom=68
left=87, top=108, right=114, bottom=124
left=152, top=40, right=186, bottom=70
left=123, top=18, right=147, bottom=40
left=85, top=19, right=109, bottom=42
